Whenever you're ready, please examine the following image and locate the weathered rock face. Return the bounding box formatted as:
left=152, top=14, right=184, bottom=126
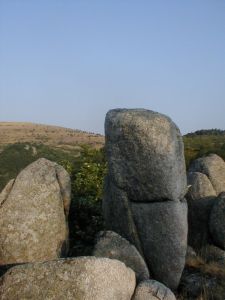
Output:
left=103, top=109, right=188, bottom=290
left=105, top=109, right=187, bottom=202
left=189, top=154, right=225, bottom=195
left=132, top=280, right=176, bottom=300
left=187, top=172, right=216, bottom=200
left=0, top=158, right=71, bottom=265
left=93, top=230, right=149, bottom=282
left=0, top=257, right=136, bottom=300
left=209, top=192, right=225, bottom=250
left=131, top=201, right=187, bottom=289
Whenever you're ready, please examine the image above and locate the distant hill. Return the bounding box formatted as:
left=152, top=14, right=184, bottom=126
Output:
left=183, top=129, right=225, bottom=168
left=1, top=122, right=225, bottom=190
left=185, top=129, right=225, bottom=137
left=0, top=122, right=104, bottom=151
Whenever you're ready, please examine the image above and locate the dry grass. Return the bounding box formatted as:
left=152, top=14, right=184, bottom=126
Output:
left=178, top=251, right=225, bottom=299
left=186, top=252, right=225, bottom=279
left=0, top=122, right=104, bottom=150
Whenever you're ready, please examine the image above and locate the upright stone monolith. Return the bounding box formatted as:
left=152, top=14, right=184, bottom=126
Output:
left=103, top=109, right=188, bottom=290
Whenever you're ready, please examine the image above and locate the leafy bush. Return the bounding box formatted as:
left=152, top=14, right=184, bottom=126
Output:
left=61, top=146, right=107, bottom=257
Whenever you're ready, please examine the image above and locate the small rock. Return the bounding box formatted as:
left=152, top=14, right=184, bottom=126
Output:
left=187, top=172, right=216, bottom=201
left=189, top=154, right=225, bottom=195
left=93, top=230, right=149, bottom=282
left=132, top=280, right=176, bottom=300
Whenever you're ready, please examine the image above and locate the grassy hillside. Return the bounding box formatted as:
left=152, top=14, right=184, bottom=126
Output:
left=183, top=132, right=225, bottom=168
left=0, top=142, right=79, bottom=191
left=0, top=122, right=104, bottom=151
left=1, top=127, right=225, bottom=190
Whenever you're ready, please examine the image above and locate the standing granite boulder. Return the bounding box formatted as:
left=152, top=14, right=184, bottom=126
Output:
left=103, top=109, right=188, bottom=290
left=105, top=109, right=187, bottom=202
left=132, top=280, right=176, bottom=300
left=209, top=192, right=225, bottom=250
left=189, top=154, right=225, bottom=195
left=0, top=257, right=136, bottom=300
left=0, top=158, right=71, bottom=265
left=93, top=230, right=149, bottom=282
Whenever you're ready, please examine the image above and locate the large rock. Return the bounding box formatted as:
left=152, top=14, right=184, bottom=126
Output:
left=0, top=158, right=71, bottom=265
left=132, top=280, right=176, bottom=300
left=187, top=172, right=216, bottom=200
left=0, top=257, right=136, bottom=300
left=104, top=109, right=188, bottom=290
left=189, top=154, right=225, bottom=195
left=209, top=192, right=225, bottom=249
left=105, top=109, right=187, bottom=202
left=93, top=230, right=149, bottom=282
left=131, top=201, right=187, bottom=290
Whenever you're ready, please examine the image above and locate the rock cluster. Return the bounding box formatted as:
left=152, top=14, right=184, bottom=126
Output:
left=103, top=109, right=188, bottom=290
left=1, top=108, right=201, bottom=299
left=187, top=154, right=225, bottom=251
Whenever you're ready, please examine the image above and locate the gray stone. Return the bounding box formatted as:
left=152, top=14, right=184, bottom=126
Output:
left=0, top=257, right=136, bottom=300
left=189, top=154, right=225, bottom=195
left=103, top=176, right=143, bottom=254
left=105, top=109, right=187, bottom=202
left=209, top=192, right=225, bottom=249
left=0, top=158, right=71, bottom=265
left=132, top=280, right=176, bottom=300
left=131, top=201, right=187, bottom=290
left=104, top=109, right=188, bottom=291
left=187, top=196, right=216, bottom=250
left=187, top=172, right=216, bottom=201
left=93, top=230, right=149, bottom=282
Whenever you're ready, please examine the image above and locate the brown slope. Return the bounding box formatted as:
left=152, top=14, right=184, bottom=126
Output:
left=0, top=122, right=104, bottom=150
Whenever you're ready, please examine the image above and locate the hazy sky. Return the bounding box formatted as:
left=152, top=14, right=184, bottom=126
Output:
left=0, top=1, right=225, bottom=134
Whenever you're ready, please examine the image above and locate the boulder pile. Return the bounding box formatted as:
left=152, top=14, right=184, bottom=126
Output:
left=6, top=108, right=225, bottom=298
left=187, top=154, right=225, bottom=251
